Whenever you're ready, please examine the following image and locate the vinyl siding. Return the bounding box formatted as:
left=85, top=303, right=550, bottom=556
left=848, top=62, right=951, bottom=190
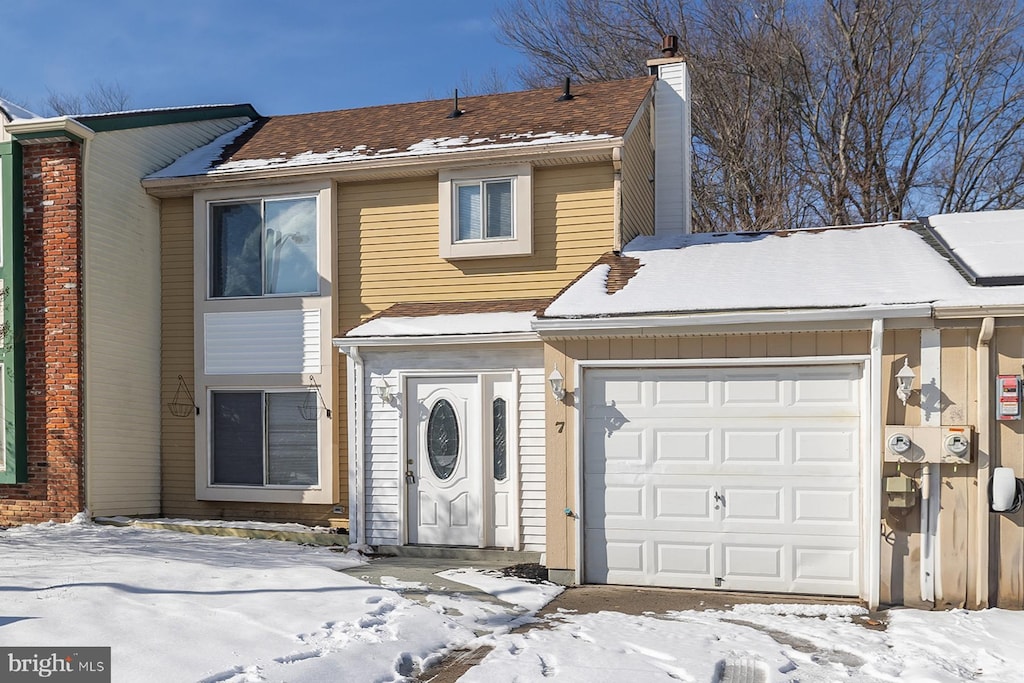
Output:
left=83, top=117, right=250, bottom=516
left=160, top=196, right=335, bottom=524
left=338, top=163, right=616, bottom=330
left=359, top=345, right=545, bottom=551
left=620, top=103, right=654, bottom=244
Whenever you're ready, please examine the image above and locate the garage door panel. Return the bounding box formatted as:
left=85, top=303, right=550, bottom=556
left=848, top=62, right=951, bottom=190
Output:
left=583, top=365, right=862, bottom=597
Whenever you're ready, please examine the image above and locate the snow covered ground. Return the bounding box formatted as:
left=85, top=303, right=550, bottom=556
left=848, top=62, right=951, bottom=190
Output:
left=2, top=517, right=1022, bottom=682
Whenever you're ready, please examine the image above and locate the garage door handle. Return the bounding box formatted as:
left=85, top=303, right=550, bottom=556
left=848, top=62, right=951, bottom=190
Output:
left=714, top=492, right=724, bottom=504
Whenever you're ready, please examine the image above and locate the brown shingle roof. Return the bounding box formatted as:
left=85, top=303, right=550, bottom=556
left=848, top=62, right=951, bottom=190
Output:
left=369, top=298, right=552, bottom=320
left=219, top=77, right=654, bottom=166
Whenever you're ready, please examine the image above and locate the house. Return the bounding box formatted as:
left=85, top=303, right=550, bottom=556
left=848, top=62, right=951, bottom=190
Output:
left=533, top=215, right=1024, bottom=609
left=139, top=56, right=691, bottom=543
left=0, top=102, right=259, bottom=524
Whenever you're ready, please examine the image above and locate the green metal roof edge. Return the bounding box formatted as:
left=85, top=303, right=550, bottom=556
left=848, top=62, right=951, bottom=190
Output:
left=76, top=104, right=260, bottom=132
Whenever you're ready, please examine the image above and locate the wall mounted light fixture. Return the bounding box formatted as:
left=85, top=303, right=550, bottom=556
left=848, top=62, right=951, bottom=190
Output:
left=548, top=367, right=566, bottom=401
left=376, top=379, right=393, bottom=404
left=895, top=359, right=916, bottom=406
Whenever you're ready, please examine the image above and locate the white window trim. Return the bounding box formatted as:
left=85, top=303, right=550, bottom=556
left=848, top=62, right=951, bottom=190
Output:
left=439, top=165, right=533, bottom=259
left=193, top=181, right=336, bottom=505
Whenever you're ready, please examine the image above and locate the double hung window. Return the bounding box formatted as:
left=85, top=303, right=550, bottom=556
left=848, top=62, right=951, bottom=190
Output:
left=455, top=178, right=513, bottom=242
left=209, top=196, right=318, bottom=298
left=211, top=390, right=319, bottom=487
left=439, top=165, right=533, bottom=259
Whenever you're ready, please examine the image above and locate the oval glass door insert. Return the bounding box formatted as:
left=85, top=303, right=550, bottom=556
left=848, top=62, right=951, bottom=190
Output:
left=427, top=399, right=460, bottom=479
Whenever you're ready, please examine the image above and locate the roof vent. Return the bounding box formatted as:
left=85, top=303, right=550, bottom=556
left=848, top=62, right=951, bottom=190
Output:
left=447, top=89, right=463, bottom=118
left=557, top=77, right=575, bottom=101
left=661, top=35, right=679, bottom=58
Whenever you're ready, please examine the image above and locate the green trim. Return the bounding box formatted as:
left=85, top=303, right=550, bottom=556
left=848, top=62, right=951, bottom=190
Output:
left=78, top=104, right=260, bottom=133
left=11, top=129, right=86, bottom=144
left=0, top=143, right=25, bottom=483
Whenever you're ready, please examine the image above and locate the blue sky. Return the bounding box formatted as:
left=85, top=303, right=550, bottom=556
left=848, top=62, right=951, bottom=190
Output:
left=2, top=0, right=528, bottom=116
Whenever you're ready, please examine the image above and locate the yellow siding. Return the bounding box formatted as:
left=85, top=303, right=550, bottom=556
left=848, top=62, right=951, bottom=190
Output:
left=620, top=104, right=654, bottom=245
left=338, top=164, right=616, bottom=330
left=159, top=196, right=334, bottom=525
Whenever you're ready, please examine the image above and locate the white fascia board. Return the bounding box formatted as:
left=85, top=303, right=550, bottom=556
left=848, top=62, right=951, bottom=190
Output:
left=532, top=304, right=935, bottom=334
left=142, top=137, right=623, bottom=193
left=5, top=116, right=96, bottom=141
left=334, top=331, right=540, bottom=352
left=933, top=304, right=1024, bottom=318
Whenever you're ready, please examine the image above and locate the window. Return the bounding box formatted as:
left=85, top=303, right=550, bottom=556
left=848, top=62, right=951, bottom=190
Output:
left=209, top=196, right=318, bottom=298
left=427, top=399, right=460, bottom=480
left=211, top=390, right=319, bottom=487
left=455, top=179, right=513, bottom=241
left=492, top=397, right=507, bottom=481
left=439, top=165, right=533, bottom=259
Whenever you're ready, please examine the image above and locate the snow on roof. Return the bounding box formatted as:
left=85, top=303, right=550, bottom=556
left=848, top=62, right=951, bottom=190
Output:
left=149, top=130, right=614, bottom=179
left=346, top=311, right=537, bottom=339
left=926, top=209, right=1024, bottom=283
left=543, top=222, right=1024, bottom=319
left=0, top=96, right=40, bottom=121
left=147, top=121, right=256, bottom=178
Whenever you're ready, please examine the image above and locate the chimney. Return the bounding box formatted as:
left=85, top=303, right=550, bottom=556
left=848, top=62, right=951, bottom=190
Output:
left=647, top=36, right=692, bottom=235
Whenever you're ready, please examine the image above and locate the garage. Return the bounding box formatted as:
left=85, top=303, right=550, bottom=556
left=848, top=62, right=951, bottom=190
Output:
left=582, top=364, right=863, bottom=596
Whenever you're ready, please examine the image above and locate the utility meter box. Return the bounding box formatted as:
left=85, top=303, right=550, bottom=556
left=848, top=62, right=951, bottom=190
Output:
left=884, top=425, right=973, bottom=464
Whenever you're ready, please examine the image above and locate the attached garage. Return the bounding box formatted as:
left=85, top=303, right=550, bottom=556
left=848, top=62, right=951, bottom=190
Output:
left=581, top=364, right=864, bottom=596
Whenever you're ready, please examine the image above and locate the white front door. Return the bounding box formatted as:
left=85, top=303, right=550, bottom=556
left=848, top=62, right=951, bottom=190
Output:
left=407, top=377, right=480, bottom=546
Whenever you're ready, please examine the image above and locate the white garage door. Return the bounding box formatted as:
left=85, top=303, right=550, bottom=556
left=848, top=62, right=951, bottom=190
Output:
left=583, top=365, right=862, bottom=596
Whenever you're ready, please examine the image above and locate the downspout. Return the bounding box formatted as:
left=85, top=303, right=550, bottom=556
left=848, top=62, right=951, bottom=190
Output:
left=868, top=318, right=884, bottom=610
left=342, top=345, right=367, bottom=547
left=975, top=317, right=995, bottom=608
left=611, top=146, right=623, bottom=251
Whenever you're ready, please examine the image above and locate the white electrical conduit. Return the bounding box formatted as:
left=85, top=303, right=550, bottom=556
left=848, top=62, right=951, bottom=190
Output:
left=920, top=329, right=941, bottom=604
left=976, top=317, right=995, bottom=607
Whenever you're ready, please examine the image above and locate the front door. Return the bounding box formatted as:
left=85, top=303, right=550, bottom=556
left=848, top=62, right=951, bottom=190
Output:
left=407, top=377, right=480, bottom=545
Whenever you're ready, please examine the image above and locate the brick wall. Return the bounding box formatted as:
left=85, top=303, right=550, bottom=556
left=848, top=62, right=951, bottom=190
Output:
left=0, top=139, right=85, bottom=525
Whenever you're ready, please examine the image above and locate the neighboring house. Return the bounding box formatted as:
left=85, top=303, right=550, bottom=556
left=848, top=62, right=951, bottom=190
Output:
left=534, top=214, right=1024, bottom=609
left=140, top=56, right=691, bottom=546
left=0, top=103, right=259, bottom=524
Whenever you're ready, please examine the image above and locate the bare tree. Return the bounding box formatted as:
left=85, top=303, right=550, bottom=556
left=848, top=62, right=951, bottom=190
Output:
left=44, top=80, right=132, bottom=116
left=497, top=0, right=1024, bottom=230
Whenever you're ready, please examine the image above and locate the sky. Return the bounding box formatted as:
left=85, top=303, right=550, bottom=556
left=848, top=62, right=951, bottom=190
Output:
left=4, top=517, right=1024, bottom=682
left=1, top=0, right=529, bottom=117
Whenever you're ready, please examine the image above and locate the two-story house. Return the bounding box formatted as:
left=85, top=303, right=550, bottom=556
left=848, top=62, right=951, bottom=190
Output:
left=0, top=102, right=258, bottom=525
left=140, top=58, right=692, bottom=558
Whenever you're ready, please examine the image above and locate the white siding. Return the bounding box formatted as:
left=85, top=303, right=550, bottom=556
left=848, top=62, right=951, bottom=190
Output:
left=653, top=61, right=692, bottom=236
left=359, top=344, right=546, bottom=551
left=82, top=116, right=252, bottom=516
left=205, top=310, right=321, bottom=374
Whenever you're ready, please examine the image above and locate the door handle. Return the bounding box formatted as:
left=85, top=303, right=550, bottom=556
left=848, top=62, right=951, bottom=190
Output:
left=405, top=470, right=416, bottom=484
left=713, top=491, right=724, bottom=507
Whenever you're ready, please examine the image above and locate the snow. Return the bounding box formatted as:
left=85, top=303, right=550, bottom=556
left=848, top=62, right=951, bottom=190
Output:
left=4, top=519, right=1024, bottom=682
left=146, top=130, right=614, bottom=179
left=148, top=121, right=256, bottom=178
left=928, top=209, right=1024, bottom=280
left=543, top=223, right=1024, bottom=319
left=0, top=96, right=40, bottom=121
left=346, top=311, right=537, bottom=339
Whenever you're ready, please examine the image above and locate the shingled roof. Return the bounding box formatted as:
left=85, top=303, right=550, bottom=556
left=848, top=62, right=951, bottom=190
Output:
left=151, top=77, right=654, bottom=178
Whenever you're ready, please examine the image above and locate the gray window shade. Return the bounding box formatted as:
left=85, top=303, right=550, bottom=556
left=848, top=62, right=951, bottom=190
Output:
left=266, top=393, right=319, bottom=485
left=485, top=180, right=513, bottom=238
left=457, top=184, right=481, bottom=241
left=211, top=392, right=264, bottom=485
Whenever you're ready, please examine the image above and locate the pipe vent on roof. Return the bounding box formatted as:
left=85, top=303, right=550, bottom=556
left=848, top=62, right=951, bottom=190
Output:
left=447, top=89, right=463, bottom=118
left=558, top=77, right=575, bottom=101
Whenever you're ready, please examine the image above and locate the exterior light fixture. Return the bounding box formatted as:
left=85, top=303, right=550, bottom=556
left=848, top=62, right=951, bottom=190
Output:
left=895, top=359, right=915, bottom=406
left=376, top=379, right=393, bottom=404
left=548, top=367, right=566, bottom=401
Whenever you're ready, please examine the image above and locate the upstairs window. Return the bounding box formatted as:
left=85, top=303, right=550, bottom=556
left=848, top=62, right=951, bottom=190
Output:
left=439, top=165, right=532, bottom=259
left=455, top=178, right=513, bottom=242
left=209, top=196, right=318, bottom=298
